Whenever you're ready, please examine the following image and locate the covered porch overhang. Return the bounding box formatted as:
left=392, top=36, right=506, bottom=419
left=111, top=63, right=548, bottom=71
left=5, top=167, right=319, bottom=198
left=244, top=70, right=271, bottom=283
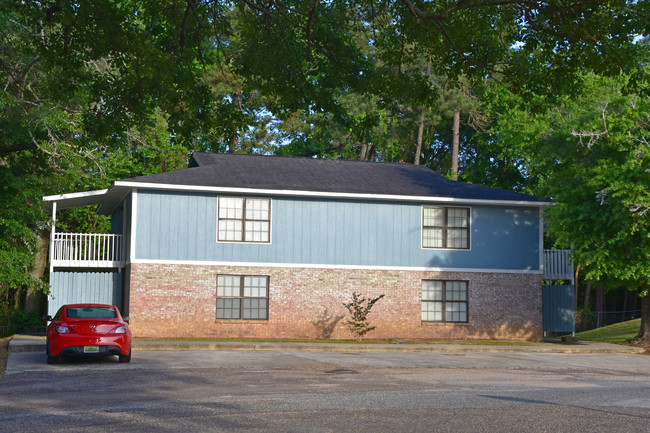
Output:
left=43, top=186, right=132, bottom=271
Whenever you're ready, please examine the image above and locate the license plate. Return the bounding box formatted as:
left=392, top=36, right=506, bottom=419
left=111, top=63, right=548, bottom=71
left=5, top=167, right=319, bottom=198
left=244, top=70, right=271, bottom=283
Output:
left=84, top=346, right=99, bottom=353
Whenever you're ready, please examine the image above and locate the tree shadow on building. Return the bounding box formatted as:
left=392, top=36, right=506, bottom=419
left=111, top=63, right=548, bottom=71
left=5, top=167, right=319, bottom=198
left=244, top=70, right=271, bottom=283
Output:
left=312, top=309, right=345, bottom=339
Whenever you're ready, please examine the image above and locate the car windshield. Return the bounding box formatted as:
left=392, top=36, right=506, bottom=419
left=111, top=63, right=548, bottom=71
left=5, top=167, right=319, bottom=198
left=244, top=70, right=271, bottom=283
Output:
left=66, top=307, right=117, bottom=319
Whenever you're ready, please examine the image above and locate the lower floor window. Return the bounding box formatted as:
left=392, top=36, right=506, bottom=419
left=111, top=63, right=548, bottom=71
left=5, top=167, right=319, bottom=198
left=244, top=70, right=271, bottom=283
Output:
left=216, top=275, right=269, bottom=320
left=422, top=280, right=468, bottom=323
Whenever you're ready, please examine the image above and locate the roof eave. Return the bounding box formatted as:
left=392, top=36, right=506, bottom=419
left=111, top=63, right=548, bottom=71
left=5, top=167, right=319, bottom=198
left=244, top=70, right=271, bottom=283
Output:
left=42, top=185, right=132, bottom=215
left=113, top=180, right=551, bottom=207
left=43, top=189, right=110, bottom=212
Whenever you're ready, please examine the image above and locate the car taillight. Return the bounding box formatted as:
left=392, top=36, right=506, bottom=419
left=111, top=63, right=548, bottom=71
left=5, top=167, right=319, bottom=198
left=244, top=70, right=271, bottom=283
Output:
left=56, top=325, right=70, bottom=334
left=114, top=325, right=127, bottom=334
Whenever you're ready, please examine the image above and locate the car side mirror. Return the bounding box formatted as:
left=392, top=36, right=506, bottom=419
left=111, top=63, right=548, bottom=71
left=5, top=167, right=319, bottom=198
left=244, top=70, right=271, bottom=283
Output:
left=43, top=315, right=52, bottom=322
left=122, top=316, right=129, bottom=323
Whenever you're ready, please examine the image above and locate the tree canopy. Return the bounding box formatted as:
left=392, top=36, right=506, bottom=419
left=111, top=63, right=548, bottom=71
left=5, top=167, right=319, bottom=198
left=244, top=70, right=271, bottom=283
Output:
left=1, top=0, right=649, bottom=339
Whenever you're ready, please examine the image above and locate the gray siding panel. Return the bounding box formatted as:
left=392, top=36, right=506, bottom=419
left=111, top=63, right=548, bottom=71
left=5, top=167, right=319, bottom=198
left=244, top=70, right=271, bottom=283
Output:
left=49, top=272, right=122, bottom=316
left=111, top=207, right=123, bottom=234
left=542, top=285, right=575, bottom=333
left=135, top=190, right=541, bottom=270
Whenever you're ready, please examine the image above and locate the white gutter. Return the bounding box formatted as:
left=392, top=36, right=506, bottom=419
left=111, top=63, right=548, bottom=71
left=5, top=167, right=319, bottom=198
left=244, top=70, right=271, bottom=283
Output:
left=49, top=201, right=56, bottom=275
left=113, top=180, right=550, bottom=207
left=43, top=189, right=109, bottom=202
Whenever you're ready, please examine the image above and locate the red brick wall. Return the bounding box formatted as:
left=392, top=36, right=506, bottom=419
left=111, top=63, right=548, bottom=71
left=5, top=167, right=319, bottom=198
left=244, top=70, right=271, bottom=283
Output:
left=128, top=263, right=543, bottom=341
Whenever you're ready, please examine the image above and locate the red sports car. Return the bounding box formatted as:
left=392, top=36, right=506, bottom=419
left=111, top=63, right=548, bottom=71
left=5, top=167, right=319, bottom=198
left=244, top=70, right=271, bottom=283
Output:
left=44, top=304, right=132, bottom=364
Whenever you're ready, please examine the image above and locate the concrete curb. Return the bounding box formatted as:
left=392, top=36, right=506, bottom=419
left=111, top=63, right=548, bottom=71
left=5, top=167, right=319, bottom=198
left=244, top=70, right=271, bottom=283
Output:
left=7, top=335, right=46, bottom=353
left=131, top=340, right=645, bottom=354
left=8, top=335, right=645, bottom=355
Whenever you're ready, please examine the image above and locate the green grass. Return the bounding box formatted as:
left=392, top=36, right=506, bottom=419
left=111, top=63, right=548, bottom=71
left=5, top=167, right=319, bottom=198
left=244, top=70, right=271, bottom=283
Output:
left=572, top=319, right=641, bottom=344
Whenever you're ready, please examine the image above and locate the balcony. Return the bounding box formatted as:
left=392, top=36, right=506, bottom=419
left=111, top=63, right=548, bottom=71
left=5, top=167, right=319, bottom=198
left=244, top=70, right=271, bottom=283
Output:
left=51, top=233, right=126, bottom=268
left=543, top=249, right=574, bottom=281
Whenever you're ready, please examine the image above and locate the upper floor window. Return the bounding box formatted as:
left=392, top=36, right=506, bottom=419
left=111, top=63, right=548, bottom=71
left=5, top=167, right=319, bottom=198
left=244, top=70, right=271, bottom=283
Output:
left=218, top=197, right=270, bottom=243
left=422, top=206, right=470, bottom=249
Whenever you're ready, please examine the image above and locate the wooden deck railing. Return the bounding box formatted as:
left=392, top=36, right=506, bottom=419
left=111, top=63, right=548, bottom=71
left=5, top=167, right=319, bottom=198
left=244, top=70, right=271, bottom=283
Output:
left=543, top=249, right=574, bottom=281
left=51, top=233, right=126, bottom=268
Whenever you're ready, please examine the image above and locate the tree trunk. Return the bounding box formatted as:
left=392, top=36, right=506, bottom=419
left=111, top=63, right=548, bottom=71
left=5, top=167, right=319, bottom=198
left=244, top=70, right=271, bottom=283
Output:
left=414, top=63, right=431, bottom=166
left=228, top=138, right=237, bottom=153
left=368, top=145, right=377, bottom=162
left=583, top=280, right=592, bottom=311
left=595, top=286, right=606, bottom=327
left=639, top=288, right=650, bottom=343
left=625, top=288, right=638, bottom=312
left=451, top=109, right=460, bottom=180
left=574, top=264, right=580, bottom=313
left=25, top=229, right=49, bottom=313
left=228, top=91, right=242, bottom=153
left=414, top=108, right=425, bottom=165
left=360, top=140, right=369, bottom=161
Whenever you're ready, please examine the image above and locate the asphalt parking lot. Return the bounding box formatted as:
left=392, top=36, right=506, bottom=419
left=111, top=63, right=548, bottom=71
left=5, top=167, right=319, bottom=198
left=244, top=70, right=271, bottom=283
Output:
left=2, top=337, right=649, bottom=433
left=5, top=338, right=650, bottom=374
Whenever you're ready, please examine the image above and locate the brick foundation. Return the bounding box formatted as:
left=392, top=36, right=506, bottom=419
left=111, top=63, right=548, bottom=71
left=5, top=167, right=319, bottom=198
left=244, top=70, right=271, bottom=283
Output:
left=127, top=263, right=543, bottom=341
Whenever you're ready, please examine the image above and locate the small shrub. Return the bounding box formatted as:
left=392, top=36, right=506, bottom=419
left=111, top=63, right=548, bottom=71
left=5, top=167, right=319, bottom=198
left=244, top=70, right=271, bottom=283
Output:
left=342, top=292, right=385, bottom=341
left=0, top=308, right=44, bottom=336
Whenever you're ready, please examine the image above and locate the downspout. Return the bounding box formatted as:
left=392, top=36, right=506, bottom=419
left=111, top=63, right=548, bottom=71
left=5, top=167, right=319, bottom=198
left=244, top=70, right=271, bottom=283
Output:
left=570, top=245, right=576, bottom=337
left=121, top=201, right=127, bottom=274
left=123, top=189, right=138, bottom=317
left=130, top=190, right=137, bottom=264
left=539, top=206, right=546, bottom=338
left=539, top=206, right=545, bottom=278
left=48, top=201, right=57, bottom=316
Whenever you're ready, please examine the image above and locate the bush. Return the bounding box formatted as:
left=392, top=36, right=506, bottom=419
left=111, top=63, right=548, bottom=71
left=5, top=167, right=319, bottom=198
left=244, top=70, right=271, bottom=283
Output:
left=575, top=308, right=595, bottom=332
left=0, top=308, right=44, bottom=336
left=342, top=292, right=385, bottom=341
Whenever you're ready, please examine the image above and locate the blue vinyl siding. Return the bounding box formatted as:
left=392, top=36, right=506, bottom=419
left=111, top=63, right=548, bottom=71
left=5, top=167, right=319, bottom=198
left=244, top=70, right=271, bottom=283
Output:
left=134, top=190, right=540, bottom=270
left=111, top=207, right=123, bottom=234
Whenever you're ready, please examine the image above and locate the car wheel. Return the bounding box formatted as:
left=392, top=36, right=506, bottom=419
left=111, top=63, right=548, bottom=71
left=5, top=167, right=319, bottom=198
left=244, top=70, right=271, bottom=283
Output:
left=118, top=350, right=131, bottom=363
left=46, top=345, right=59, bottom=364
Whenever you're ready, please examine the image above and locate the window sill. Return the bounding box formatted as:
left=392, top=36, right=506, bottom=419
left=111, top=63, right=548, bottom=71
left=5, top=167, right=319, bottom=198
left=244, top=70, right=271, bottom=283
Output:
left=215, top=319, right=269, bottom=324
left=421, top=321, right=470, bottom=326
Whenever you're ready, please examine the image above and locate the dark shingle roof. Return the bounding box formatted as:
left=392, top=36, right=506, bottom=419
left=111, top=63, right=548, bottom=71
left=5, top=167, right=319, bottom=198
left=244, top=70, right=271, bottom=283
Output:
left=121, top=152, right=543, bottom=203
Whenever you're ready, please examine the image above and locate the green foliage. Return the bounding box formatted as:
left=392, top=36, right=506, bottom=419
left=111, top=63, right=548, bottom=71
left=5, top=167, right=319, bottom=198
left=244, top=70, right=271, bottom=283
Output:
left=578, top=307, right=596, bottom=323
left=539, top=75, right=650, bottom=289
left=1, top=0, right=649, bottom=326
left=0, top=308, right=44, bottom=337
left=342, top=292, right=385, bottom=341
left=0, top=150, right=53, bottom=311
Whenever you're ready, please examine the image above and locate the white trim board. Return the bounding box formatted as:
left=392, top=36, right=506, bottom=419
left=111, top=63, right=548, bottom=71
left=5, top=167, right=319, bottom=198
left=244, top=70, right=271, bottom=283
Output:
left=129, top=258, right=543, bottom=275
left=114, top=180, right=550, bottom=208
left=43, top=189, right=109, bottom=202
left=538, top=207, right=545, bottom=275
left=130, top=190, right=138, bottom=262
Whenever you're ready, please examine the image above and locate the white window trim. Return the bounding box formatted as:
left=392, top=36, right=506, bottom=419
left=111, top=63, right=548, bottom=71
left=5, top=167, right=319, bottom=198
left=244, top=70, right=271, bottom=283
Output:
left=421, top=205, right=471, bottom=250
left=216, top=196, right=273, bottom=244
left=216, top=274, right=270, bottom=320
left=421, top=280, right=469, bottom=323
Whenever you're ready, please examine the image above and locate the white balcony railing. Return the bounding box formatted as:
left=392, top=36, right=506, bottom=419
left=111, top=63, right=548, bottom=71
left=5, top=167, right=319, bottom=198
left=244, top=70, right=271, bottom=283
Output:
left=544, top=249, right=574, bottom=281
left=52, top=233, right=126, bottom=268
